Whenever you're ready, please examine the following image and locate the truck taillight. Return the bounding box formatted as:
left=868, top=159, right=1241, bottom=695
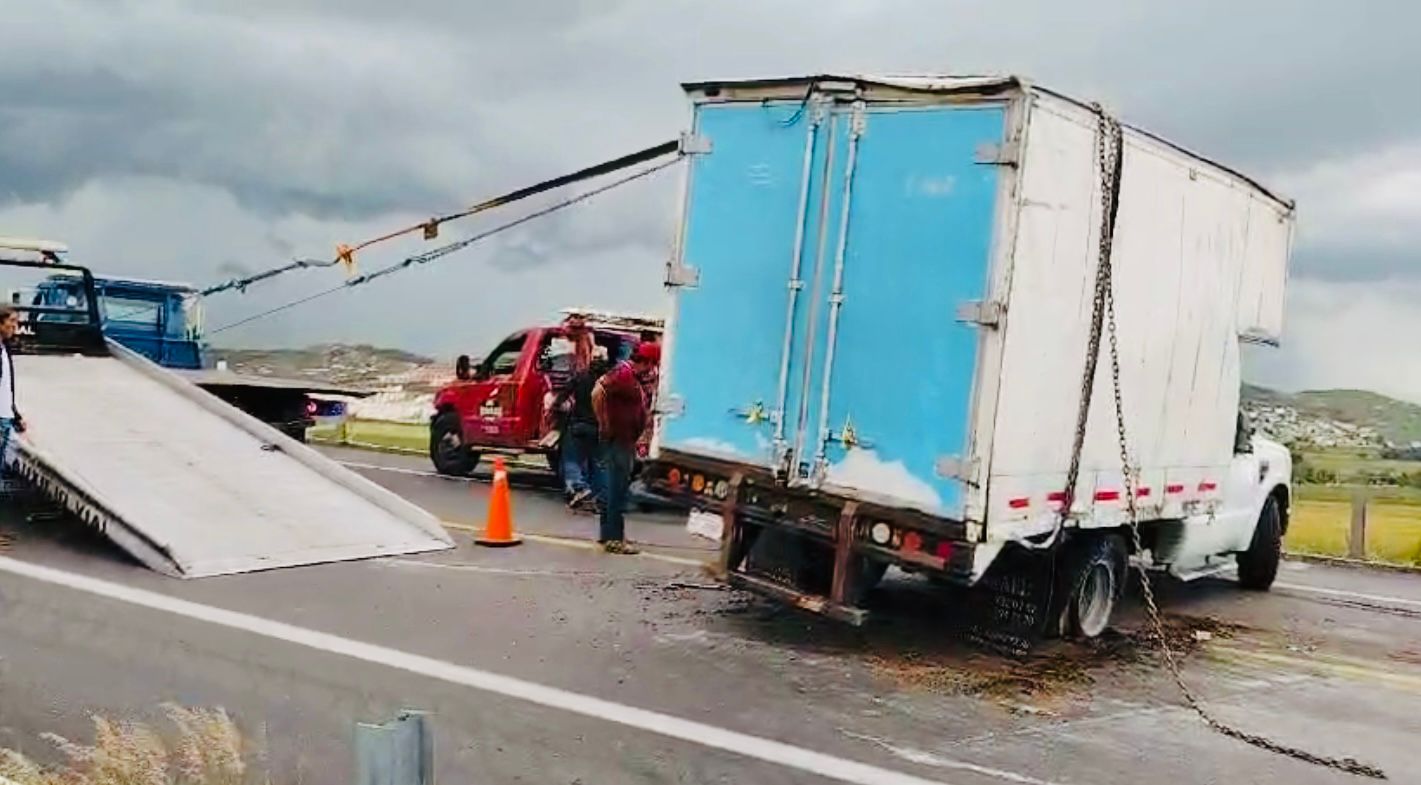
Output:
left=306, top=400, right=318, bottom=416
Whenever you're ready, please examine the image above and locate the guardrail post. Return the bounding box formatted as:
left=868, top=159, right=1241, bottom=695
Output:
left=354, top=710, right=433, bottom=785
left=1348, top=491, right=1369, bottom=560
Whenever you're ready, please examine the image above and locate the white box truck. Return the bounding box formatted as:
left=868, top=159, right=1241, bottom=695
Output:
left=644, top=75, right=1295, bottom=639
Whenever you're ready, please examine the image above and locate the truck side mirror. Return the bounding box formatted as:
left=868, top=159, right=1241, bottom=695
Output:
left=455, top=354, right=472, bottom=381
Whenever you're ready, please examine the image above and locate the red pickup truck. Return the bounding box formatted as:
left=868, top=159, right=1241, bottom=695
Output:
left=429, top=309, right=663, bottom=478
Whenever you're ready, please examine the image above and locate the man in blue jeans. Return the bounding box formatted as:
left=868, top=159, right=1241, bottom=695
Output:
left=591, top=343, right=657, bottom=554
left=0, top=306, right=28, bottom=479
left=555, top=350, right=607, bottom=511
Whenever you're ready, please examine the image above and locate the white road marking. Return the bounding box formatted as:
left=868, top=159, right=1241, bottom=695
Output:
left=440, top=520, right=709, bottom=568
left=0, top=555, right=960, bottom=785
left=1273, top=581, right=1421, bottom=610
left=380, top=558, right=619, bottom=580
left=339, top=460, right=472, bottom=481
left=841, top=731, right=1064, bottom=785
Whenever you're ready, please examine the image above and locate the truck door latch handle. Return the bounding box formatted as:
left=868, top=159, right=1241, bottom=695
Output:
left=729, top=401, right=770, bottom=425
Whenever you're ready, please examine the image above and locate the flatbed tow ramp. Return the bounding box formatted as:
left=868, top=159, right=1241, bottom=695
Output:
left=2, top=257, right=453, bottom=577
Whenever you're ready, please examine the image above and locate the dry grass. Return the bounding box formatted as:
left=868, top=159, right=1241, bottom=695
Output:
left=0, top=705, right=260, bottom=785
left=1288, top=499, right=1421, bottom=565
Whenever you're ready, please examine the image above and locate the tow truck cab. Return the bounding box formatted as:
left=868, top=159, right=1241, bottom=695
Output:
left=33, top=274, right=204, bottom=368
left=32, top=274, right=347, bottom=440
left=429, top=308, right=662, bottom=477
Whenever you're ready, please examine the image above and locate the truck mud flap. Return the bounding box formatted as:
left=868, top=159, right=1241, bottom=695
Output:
left=959, top=547, right=1057, bottom=656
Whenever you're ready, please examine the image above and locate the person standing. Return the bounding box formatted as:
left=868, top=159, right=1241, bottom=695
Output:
left=591, top=343, right=657, bottom=554
left=554, top=329, right=606, bottom=511
left=0, top=307, right=29, bottom=476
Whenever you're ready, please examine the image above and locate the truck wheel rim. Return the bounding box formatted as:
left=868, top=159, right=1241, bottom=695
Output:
left=1077, top=563, right=1114, bottom=638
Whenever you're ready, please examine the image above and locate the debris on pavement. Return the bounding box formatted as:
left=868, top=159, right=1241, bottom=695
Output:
left=666, top=581, right=729, bottom=592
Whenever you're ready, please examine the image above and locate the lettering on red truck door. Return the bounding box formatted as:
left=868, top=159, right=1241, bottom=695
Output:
left=472, top=332, right=528, bottom=442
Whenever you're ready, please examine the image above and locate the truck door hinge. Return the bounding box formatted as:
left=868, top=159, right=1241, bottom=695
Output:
left=974, top=141, right=1020, bottom=167
left=849, top=101, right=867, bottom=136
left=658, top=395, right=686, bottom=418
left=935, top=456, right=980, bottom=486
left=955, top=300, right=1004, bottom=328
left=679, top=133, right=713, bottom=155
left=665, top=262, right=700, bottom=287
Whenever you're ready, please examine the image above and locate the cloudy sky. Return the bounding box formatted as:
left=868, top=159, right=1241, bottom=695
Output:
left=1, top=1, right=1416, bottom=398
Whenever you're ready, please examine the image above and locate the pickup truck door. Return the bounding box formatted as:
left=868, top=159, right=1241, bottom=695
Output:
left=464, top=332, right=528, bottom=447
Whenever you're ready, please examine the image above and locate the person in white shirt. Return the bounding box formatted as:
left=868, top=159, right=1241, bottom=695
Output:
left=0, top=306, right=27, bottom=473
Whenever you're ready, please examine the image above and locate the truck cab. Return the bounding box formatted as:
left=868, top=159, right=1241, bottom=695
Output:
left=31, top=272, right=355, bottom=442
left=429, top=309, right=662, bottom=477
left=33, top=274, right=204, bottom=369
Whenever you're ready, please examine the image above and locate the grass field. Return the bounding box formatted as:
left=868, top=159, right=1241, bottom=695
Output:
left=1299, top=448, right=1421, bottom=480
left=1288, top=497, right=1421, bottom=565
left=310, top=419, right=429, bottom=453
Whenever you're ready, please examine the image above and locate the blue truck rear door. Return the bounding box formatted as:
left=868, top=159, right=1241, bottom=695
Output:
left=805, top=103, right=1007, bottom=516
left=662, top=96, right=1008, bottom=519
left=659, top=99, right=836, bottom=470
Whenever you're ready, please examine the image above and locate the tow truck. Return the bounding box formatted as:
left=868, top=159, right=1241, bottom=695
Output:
left=430, top=308, right=662, bottom=479
left=6, top=238, right=367, bottom=441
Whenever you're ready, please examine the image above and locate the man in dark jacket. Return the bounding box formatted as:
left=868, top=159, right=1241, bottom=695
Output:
left=554, top=348, right=608, bottom=511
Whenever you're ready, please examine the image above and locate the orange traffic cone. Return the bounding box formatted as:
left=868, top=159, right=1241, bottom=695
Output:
left=476, top=456, right=522, bottom=547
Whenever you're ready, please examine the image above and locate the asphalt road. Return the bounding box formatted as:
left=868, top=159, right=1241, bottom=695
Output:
left=1, top=447, right=1418, bottom=785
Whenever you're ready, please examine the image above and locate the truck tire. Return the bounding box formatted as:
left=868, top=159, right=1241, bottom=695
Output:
left=430, top=410, right=477, bottom=477
left=1063, top=535, right=1126, bottom=640
left=856, top=559, right=889, bottom=603
left=1237, top=495, right=1282, bottom=591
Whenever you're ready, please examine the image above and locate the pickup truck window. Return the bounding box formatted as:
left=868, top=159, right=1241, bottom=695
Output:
left=484, top=333, right=527, bottom=376
left=541, top=337, right=576, bottom=374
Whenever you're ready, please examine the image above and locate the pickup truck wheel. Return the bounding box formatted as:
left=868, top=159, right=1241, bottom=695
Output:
left=430, top=411, right=477, bottom=477
left=1237, top=495, right=1282, bottom=591
left=1064, top=535, right=1126, bottom=640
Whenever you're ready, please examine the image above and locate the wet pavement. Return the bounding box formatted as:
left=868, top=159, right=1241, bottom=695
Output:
left=0, top=447, right=1418, bottom=784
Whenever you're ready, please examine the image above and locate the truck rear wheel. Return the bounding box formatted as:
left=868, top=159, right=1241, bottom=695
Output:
left=1237, top=495, right=1282, bottom=591
left=1063, top=535, right=1127, bottom=640
left=430, top=411, right=477, bottom=477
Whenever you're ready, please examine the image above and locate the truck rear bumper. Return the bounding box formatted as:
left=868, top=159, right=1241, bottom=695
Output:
left=727, top=571, right=869, bottom=625
left=652, top=451, right=976, bottom=624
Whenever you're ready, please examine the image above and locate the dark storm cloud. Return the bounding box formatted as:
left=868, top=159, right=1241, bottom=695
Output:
left=2, top=0, right=1418, bottom=299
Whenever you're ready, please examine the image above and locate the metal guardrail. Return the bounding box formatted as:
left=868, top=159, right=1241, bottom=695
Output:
left=355, top=710, right=434, bottom=785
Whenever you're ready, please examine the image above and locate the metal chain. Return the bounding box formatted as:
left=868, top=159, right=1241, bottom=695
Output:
left=1089, top=105, right=1386, bottom=780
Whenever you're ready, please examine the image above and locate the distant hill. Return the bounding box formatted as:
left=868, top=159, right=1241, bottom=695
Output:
left=1243, top=384, right=1421, bottom=447
left=209, top=344, right=435, bottom=386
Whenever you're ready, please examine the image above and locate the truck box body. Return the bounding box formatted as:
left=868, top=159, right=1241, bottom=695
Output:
left=652, top=75, right=1293, bottom=586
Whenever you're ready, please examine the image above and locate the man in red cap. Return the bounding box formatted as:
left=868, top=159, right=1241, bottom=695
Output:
left=591, top=341, right=658, bottom=554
